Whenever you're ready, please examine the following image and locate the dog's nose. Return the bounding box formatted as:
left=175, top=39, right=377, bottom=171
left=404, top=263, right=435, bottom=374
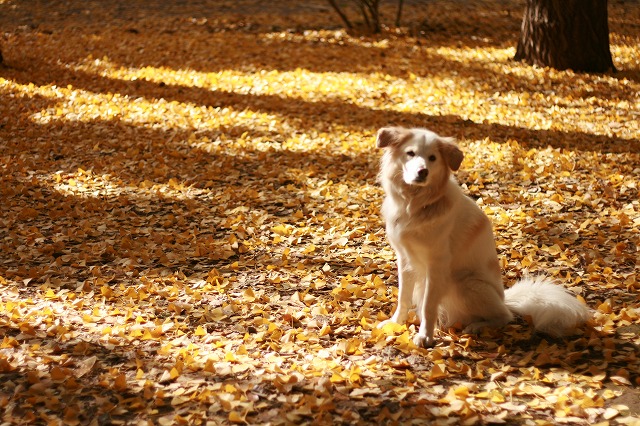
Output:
left=417, top=168, right=429, bottom=180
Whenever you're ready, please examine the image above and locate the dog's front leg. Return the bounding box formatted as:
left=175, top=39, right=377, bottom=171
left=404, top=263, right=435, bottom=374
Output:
left=413, top=268, right=447, bottom=348
left=378, top=255, right=414, bottom=328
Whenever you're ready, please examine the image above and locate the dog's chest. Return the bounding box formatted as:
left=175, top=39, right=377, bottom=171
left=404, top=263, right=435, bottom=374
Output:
left=388, top=215, right=439, bottom=240
left=385, top=206, right=443, bottom=245
left=382, top=191, right=454, bottom=256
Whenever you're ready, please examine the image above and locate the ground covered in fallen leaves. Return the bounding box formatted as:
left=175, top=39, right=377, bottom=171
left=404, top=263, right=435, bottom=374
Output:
left=1, top=0, right=639, bottom=424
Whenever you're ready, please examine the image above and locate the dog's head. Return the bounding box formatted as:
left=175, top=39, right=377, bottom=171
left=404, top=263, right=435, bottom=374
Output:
left=376, top=127, right=463, bottom=187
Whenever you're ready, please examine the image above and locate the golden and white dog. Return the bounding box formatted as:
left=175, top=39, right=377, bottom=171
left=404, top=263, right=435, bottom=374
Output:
left=376, top=127, right=589, bottom=348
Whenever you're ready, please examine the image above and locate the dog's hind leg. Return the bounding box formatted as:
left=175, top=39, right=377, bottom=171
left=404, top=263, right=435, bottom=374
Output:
left=457, top=279, right=513, bottom=334
left=462, top=313, right=512, bottom=334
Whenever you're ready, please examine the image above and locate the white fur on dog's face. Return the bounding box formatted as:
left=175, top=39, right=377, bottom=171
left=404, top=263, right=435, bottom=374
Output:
left=376, top=127, right=463, bottom=187
left=400, top=133, right=443, bottom=186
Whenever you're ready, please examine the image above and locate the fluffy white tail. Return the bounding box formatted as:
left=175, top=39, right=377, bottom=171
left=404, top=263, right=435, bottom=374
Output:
left=504, top=276, right=590, bottom=337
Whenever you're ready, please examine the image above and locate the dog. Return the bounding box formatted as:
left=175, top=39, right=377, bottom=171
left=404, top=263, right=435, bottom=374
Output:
left=375, top=126, right=590, bottom=348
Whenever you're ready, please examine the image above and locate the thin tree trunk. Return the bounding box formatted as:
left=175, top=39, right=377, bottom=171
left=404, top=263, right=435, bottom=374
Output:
left=355, top=0, right=372, bottom=31
left=396, top=0, right=405, bottom=27
left=327, top=0, right=353, bottom=29
left=515, top=0, right=615, bottom=73
left=365, top=0, right=382, bottom=33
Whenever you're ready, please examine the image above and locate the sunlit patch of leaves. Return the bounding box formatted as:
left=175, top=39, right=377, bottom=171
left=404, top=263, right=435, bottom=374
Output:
left=1, top=0, right=639, bottom=424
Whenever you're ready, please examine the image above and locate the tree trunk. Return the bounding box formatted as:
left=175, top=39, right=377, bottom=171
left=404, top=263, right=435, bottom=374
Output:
left=514, top=0, right=615, bottom=73
left=327, top=0, right=354, bottom=29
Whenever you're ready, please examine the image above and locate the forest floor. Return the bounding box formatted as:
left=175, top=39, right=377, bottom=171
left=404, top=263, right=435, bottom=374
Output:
left=1, top=0, right=640, bottom=425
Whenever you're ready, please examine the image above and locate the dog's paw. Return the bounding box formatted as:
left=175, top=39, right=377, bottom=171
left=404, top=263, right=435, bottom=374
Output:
left=462, top=324, right=482, bottom=335
left=462, top=320, right=496, bottom=335
left=377, top=311, right=409, bottom=329
left=377, top=319, right=398, bottom=330
left=413, top=334, right=435, bottom=348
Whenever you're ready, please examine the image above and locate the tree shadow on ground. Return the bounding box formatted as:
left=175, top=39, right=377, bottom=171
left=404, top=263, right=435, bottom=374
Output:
left=0, top=321, right=202, bottom=424
left=3, top=57, right=637, bottom=156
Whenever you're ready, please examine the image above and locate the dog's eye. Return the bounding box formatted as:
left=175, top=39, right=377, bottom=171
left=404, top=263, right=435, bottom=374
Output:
left=406, top=151, right=416, bottom=157
left=428, top=155, right=437, bottom=162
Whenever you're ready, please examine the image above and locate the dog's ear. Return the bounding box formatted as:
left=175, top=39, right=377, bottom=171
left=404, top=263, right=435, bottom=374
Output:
left=376, top=127, right=411, bottom=148
left=438, top=138, right=464, bottom=171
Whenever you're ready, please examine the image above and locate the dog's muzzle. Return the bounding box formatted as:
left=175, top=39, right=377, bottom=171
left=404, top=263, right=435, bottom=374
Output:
left=413, top=168, right=429, bottom=183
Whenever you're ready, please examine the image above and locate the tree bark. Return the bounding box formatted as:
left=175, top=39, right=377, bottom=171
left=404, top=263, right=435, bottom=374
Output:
left=327, top=0, right=354, bottom=29
left=514, top=0, right=615, bottom=73
left=395, top=0, right=405, bottom=27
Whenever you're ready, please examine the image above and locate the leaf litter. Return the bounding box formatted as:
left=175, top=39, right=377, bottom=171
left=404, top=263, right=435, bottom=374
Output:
left=0, top=0, right=639, bottom=424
